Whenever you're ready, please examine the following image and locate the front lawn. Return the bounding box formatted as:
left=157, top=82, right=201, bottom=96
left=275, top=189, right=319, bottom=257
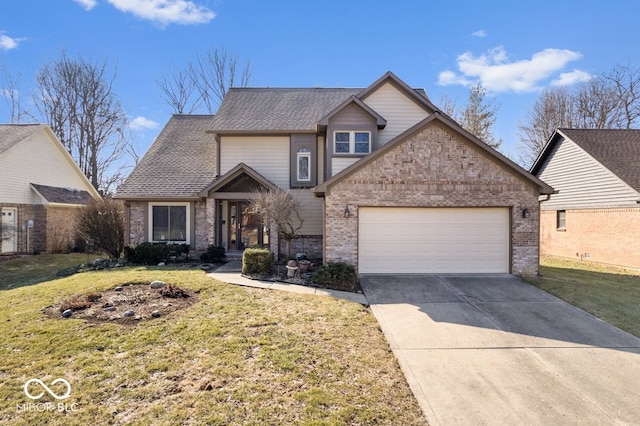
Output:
left=524, top=256, right=640, bottom=338
left=0, top=262, right=425, bottom=425
left=0, top=253, right=99, bottom=290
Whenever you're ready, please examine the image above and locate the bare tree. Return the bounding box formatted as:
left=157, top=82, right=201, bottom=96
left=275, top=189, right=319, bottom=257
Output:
left=458, top=83, right=502, bottom=150
left=156, top=63, right=201, bottom=114
left=157, top=47, right=251, bottom=114
left=248, top=188, right=304, bottom=260
left=1, top=65, right=30, bottom=123
left=33, top=52, right=129, bottom=192
left=518, top=63, right=640, bottom=167
left=194, top=48, right=251, bottom=112
left=517, top=87, right=575, bottom=166
left=437, top=93, right=458, bottom=119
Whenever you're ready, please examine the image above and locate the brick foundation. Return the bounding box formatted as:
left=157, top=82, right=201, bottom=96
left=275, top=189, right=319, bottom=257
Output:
left=540, top=208, right=640, bottom=269
left=278, top=235, right=323, bottom=260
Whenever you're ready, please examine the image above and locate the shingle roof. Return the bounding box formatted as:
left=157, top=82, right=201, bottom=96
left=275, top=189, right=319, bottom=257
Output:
left=212, top=88, right=362, bottom=132
left=0, top=124, right=45, bottom=156
left=31, top=184, right=94, bottom=205
left=116, top=115, right=217, bottom=198
left=559, top=128, right=640, bottom=192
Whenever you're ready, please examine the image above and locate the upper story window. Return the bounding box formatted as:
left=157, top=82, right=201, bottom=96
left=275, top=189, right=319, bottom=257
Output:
left=334, top=131, right=371, bottom=154
left=297, top=147, right=311, bottom=182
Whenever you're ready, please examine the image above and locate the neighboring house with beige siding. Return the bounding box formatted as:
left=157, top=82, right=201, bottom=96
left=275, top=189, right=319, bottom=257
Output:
left=116, top=72, right=552, bottom=275
left=531, top=128, right=640, bottom=269
left=0, top=124, right=101, bottom=254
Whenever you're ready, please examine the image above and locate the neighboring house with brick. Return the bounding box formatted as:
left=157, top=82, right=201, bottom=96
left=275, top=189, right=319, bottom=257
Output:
left=0, top=124, right=102, bottom=254
left=531, top=128, right=640, bottom=269
left=116, top=72, right=553, bottom=275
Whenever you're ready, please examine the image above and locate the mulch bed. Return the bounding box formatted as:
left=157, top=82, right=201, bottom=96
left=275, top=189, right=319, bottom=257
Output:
left=43, top=281, right=199, bottom=325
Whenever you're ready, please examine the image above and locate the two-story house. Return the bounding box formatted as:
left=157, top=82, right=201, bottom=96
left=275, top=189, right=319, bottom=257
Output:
left=116, top=72, right=552, bottom=275
left=0, top=124, right=101, bottom=254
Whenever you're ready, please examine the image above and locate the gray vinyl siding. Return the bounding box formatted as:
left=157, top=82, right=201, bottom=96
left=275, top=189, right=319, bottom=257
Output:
left=361, top=82, right=429, bottom=145
left=537, top=138, right=640, bottom=210
left=326, top=104, right=377, bottom=178
left=220, top=136, right=290, bottom=188
left=293, top=189, right=323, bottom=235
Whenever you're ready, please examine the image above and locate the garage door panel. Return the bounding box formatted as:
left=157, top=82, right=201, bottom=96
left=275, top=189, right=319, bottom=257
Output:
left=358, top=208, right=509, bottom=274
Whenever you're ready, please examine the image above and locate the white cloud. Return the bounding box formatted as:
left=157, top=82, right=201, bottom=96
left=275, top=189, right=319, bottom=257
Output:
left=438, top=46, right=585, bottom=92
left=73, top=0, right=98, bottom=10
left=107, top=0, right=215, bottom=26
left=551, top=69, right=592, bottom=86
left=0, top=34, right=18, bottom=50
left=437, top=70, right=473, bottom=87
left=130, top=116, right=159, bottom=131
left=472, top=30, right=487, bottom=38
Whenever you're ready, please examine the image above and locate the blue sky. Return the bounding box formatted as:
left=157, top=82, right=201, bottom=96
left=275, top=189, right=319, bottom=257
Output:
left=1, top=0, right=639, bottom=164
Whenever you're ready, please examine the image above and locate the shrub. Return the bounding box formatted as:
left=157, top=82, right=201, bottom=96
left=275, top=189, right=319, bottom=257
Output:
left=124, top=242, right=181, bottom=265
left=313, top=262, right=358, bottom=292
left=242, top=248, right=274, bottom=276
left=75, top=198, right=125, bottom=259
left=59, top=295, right=93, bottom=312
left=201, top=245, right=226, bottom=263
left=159, top=285, right=189, bottom=298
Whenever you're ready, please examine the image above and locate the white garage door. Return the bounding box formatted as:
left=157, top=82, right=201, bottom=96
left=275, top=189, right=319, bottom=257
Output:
left=358, top=207, right=510, bottom=274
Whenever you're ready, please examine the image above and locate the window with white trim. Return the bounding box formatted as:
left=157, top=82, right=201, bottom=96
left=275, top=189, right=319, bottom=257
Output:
left=334, top=131, right=371, bottom=154
left=149, top=203, right=189, bottom=243
left=297, top=147, right=311, bottom=181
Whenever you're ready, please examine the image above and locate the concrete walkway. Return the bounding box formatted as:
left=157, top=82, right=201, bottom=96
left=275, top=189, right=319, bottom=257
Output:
left=207, top=261, right=368, bottom=305
left=361, top=274, right=640, bottom=426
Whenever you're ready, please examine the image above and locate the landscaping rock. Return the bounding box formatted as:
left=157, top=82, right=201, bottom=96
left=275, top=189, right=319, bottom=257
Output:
left=61, top=309, right=73, bottom=318
left=158, top=262, right=166, bottom=266
left=150, top=280, right=166, bottom=289
left=151, top=310, right=161, bottom=318
left=104, top=306, right=117, bottom=312
left=114, top=286, right=123, bottom=292
left=124, top=310, right=135, bottom=317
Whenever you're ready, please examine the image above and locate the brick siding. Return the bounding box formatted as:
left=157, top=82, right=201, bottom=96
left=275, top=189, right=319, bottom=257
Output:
left=0, top=203, right=61, bottom=254
left=278, top=235, right=323, bottom=260
left=323, top=123, right=542, bottom=275
left=540, top=208, right=640, bottom=269
left=125, top=201, right=147, bottom=245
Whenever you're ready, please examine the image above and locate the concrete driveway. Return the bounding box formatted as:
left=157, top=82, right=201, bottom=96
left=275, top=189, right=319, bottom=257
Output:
left=360, top=274, right=640, bottom=425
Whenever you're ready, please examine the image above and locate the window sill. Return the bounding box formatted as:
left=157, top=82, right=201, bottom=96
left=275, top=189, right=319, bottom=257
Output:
left=556, top=228, right=567, bottom=232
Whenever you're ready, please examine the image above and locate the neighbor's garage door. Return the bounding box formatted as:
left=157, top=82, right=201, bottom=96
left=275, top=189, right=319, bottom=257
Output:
left=358, top=207, right=510, bottom=274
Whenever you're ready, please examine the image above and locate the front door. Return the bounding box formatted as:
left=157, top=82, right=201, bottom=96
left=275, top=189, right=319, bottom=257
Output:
left=228, top=202, right=261, bottom=251
left=1, top=208, right=18, bottom=253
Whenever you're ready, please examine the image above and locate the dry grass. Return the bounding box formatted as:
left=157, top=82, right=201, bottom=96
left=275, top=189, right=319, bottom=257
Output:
left=0, top=266, right=425, bottom=425
left=0, top=253, right=98, bottom=290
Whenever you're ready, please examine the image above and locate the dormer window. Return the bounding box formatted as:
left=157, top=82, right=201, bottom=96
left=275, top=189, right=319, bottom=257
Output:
left=297, top=147, right=311, bottom=181
left=334, top=131, right=371, bottom=154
